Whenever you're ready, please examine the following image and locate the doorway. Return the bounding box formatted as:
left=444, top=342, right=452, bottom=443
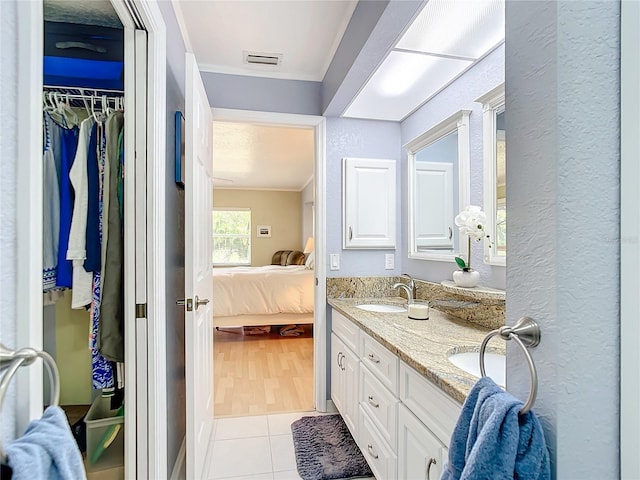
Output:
left=210, top=108, right=328, bottom=418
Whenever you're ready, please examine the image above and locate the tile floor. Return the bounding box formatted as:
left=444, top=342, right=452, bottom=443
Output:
left=207, top=411, right=375, bottom=480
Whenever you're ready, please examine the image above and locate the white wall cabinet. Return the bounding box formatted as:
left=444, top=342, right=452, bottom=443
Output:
left=342, top=157, right=396, bottom=249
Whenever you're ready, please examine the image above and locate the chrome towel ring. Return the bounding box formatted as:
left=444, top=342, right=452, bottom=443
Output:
left=479, top=317, right=541, bottom=415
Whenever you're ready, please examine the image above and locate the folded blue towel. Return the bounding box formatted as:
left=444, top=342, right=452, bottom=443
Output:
left=441, top=376, right=550, bottom=480
left=6, top=405, right=86, bottom=480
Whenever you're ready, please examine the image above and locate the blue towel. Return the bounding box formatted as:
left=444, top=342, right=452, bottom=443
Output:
left=441, top=376, right=550, bottom=480
left=6, top=405, right=86, bottom=480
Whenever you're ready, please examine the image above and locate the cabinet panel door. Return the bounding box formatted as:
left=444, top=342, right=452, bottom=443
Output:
left=398, top=404, right=444, bottom=480
left=330, top=333, right=345, bottom=415
left=343, top=157, right=396, bottom=249
left=414, top=161, right=454, bottom=249
left=343, top=344, right=360, bottom=439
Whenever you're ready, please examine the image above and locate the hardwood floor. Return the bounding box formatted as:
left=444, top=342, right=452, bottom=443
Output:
left=213, top=324, right=314, bottom=418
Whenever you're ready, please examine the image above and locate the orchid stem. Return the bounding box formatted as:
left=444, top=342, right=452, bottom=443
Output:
left=467, top=235, right=471, bottom=270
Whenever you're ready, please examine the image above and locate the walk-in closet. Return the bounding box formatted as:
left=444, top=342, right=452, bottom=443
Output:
left=42, top=2, right=127, bottom=478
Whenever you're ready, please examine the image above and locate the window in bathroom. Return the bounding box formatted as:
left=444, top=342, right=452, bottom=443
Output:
left=212, top=208, right=251, bottom=266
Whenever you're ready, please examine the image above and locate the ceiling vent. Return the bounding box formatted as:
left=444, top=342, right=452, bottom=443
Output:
left=243, top=51, right=282, bottom=67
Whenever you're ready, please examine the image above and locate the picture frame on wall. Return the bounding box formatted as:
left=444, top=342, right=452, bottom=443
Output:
left=257, top=225, right=272, bottom=237
left=175, top=111, right=185, bottom=187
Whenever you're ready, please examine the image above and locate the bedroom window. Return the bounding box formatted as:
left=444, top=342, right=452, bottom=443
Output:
left=213, top=209, right=251, bottom=266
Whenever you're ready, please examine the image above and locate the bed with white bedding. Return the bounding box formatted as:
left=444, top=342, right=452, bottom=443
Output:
left=213, top=265, right=314, bottom=327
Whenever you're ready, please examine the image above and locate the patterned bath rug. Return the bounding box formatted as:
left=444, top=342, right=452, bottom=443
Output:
left=291, top=414, right=373, bottom=480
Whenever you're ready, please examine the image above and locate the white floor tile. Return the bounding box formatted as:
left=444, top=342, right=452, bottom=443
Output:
left=272, top=470, right=303, bottom=480
left=215, top=415, right=269, bottom=440
left=209, top=437, right=273, bottom=479
left=270, top=434, right=297, bottom=472
left=267, top=411, right=315, bottom=436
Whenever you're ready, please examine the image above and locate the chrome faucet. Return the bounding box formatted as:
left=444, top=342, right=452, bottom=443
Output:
left=392, top=273, right=416, bottom=303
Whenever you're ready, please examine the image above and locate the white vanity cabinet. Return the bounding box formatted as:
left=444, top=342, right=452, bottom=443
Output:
left=330, top=308, right=461, bottom=480
left=342, top=157, right=396, bottom=249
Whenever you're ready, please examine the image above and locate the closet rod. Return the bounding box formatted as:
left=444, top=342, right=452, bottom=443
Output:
left=43, top=85, right=124, bottom=96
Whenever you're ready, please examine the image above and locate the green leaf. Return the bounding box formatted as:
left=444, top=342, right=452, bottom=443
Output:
left=455, top=256, right=466, bottom=269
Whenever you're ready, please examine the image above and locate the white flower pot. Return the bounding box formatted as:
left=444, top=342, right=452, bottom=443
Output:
left=453, top=269, right=480, bottom=288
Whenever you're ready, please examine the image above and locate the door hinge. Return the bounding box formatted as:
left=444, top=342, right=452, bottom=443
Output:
left=135, top=303, right=147, bottom=318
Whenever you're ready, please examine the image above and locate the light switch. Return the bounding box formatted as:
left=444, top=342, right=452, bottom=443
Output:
left=330, top=254, right=340, bottom=271
left=385, top=253, right=395, bottom=270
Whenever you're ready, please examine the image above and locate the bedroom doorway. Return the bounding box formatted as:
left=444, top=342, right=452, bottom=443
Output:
left=210, top=108, right=327, bottom=418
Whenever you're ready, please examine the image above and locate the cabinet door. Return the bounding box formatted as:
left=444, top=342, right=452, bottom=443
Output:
left=398, top=404, right=445, bottom=480
left=343, top=157, right=396, bottom=249
left=331, top=333, right=359, bottom=440
left=331, top=333, right=345, bottom=415
left=413, top=161, right=454, bottom=250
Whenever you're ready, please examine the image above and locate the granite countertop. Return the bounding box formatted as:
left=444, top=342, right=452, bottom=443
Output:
left=328, top=296, right=505, bottom=405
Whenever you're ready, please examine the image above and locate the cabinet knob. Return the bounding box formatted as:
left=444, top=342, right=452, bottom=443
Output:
left=367, top=444, right=379, bottom=460
left=367, top=353, right=380, bottom=364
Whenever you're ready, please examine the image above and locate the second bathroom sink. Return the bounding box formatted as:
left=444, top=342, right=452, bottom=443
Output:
left=448, top=351, right=506, bottom=387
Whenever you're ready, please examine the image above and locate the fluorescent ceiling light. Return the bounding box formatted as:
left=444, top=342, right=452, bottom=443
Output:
left=344, top=52, right=472, bottom=121
left=396, top=0, right=504, bottom=59
left=343, top=0, right=504, bottom=121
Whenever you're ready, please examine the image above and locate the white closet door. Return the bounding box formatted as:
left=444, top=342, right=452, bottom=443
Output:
left=185, top=52, right=215, bottom=480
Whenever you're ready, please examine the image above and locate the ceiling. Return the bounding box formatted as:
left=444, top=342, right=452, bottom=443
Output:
left=212, top=122, right=315, bottom=191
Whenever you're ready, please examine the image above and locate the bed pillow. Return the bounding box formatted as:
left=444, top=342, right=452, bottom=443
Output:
left=286, top=250, right=306, bottom=265
left=305, top=251, right=315, bottom=270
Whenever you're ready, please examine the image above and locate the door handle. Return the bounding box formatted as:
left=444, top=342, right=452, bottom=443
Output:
left=195, top=296, right=210, bottom=310
left=448, top=226, right=453, bottom=240
left=367, top=395, right=379, bottom=408
left=367, top=444, right=378, bottom=460
left=367, top=353, right=380, bottom=364
left=426, top=458, right=437, bottom=480
left=349, top=226, right=353, bottom=241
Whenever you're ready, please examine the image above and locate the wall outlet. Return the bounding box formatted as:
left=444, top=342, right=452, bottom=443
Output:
left=330, top=254, right=340, bottom=271
left=385, top=253, right=395, bottom=270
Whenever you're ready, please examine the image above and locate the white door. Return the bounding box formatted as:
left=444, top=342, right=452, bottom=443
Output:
left=184, top=52, right=215, bottom=479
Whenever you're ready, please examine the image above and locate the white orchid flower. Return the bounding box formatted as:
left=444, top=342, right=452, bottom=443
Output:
left=454, top=205, right=486, bottom=241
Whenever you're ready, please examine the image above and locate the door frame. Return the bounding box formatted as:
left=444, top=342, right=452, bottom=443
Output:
left=211, top=107, right=328, bottom=411
left=620, top=0, right=640, bottom=477
left=15, top=0, right=168, bottom=477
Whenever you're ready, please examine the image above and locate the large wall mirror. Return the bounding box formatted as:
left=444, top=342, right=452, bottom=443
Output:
left=407, top=110, right=471, bottom=261
left=478, top=84, right=506, bottom=266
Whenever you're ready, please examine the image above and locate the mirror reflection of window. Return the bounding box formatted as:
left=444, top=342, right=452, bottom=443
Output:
left=495, top=109, right=506, bottom=257
left=478, top=84, right=505, bottom=266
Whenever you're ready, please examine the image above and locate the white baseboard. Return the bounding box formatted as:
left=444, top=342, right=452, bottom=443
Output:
left=170, top=436, right=186, bottom=480
left=325, top=400, right=338, bottom=413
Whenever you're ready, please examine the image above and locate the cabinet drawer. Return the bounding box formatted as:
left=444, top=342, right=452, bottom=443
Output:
left=360, top=364, right=398, bottom=451
left=361, top=332, right=398, bottom=394
left=359, top=407, right=397, bottom=480
left=332, top=310, right=360, bottom=354
left=399, top=361, right=461, bottom=446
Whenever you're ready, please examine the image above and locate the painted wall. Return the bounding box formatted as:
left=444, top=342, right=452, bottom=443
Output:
left=301, top=181, right=314, bottom=248
left=325, top=117, right=401, bottom=277
left=0, top=0, right=19, bottom=444
left=506, top=2, right=620, bottom=478
left=158, top=0, right=187, bottom=474
left=201, top=72, right=322, bottom=116
left=401, top=45, right=506, bottom=290
left=214, top=189, right=303, bottom=266
left=54, top=292, right=92, bottom=404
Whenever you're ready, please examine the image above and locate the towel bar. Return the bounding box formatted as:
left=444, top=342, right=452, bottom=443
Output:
left=479, top=317, right=540, bottom=415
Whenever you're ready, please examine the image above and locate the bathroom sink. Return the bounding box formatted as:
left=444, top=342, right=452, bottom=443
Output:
left=448, top=351, right=506, bottom=386
left=356, top=303, right=407, bottom=313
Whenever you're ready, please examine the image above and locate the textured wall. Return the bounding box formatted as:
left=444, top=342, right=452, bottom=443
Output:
left=0, top=0, right=19, bottom=444
left=325, top=117, right=401, bottom=276
left=158, top=0, right=188, bottom=474
left=213, top=189, right=303, bottom=266
left=506, top=1, right=620, bottom=477
left=400, top=44, right=506, bottom=290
